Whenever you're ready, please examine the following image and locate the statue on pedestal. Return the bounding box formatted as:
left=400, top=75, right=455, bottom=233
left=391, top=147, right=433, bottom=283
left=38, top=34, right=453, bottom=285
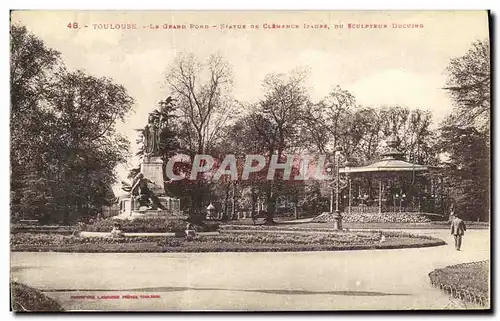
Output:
left=143, top=114, right=161, bottom=158
left=118, top=100, right=180, bottom=217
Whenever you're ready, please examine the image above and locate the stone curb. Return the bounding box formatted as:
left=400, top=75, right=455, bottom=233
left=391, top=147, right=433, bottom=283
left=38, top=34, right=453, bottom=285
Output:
left=79, top=231, right=219, bottom=237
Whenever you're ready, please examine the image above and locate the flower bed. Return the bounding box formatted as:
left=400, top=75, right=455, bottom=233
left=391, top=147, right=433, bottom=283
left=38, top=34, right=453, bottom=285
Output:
left=10, top=233, right=167, bottom=246
left=429, top=261, right=490, bottom=307
left=197, top=231, right=381, bottom=245
left=221, top=225, right=439, bottom=240
left=220, top=224, right=339, bottom=232
left=313, top=211, right=432, bottom=224
left=11, top=282, right=64, bottom=312
left=11, top=230, right=445, bottom=253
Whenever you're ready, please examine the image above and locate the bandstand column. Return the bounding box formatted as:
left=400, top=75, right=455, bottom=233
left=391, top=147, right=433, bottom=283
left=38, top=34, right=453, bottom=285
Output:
left=348, top=178, right=352, bottom=215
left=378, top=179, right=382, bottom=214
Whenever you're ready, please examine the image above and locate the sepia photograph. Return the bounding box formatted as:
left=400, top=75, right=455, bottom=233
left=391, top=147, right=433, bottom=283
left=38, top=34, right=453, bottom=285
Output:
left=9, top=10, right=491, bottom=312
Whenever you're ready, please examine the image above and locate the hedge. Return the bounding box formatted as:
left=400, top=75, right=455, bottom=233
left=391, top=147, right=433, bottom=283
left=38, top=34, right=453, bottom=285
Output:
left=429, top=261, right=490, bottom=307
left=82, top=217, right=219, bottom=233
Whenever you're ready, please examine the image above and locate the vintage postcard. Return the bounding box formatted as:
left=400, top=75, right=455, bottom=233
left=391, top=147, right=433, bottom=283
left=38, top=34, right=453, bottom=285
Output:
left=9, top=10, right=490, bottom=312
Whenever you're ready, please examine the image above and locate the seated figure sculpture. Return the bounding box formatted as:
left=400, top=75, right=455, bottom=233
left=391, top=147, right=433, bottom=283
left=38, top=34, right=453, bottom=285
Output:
left=130, top=173, right=165, bottom=210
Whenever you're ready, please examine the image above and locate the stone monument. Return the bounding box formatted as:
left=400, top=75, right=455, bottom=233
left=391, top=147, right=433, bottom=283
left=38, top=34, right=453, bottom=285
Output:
left=114, top=112, right=183, bottom=220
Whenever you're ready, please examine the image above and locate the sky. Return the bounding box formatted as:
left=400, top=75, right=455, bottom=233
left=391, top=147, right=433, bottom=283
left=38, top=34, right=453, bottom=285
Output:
left=11, top=10, right=490, bottom=189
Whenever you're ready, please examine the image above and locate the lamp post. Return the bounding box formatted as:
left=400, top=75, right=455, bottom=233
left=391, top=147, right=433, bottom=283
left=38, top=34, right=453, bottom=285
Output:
left=326, top=166, right=334, bottom=213
left=325, top=146, right=343, bottom=230
left=333, top=146, right=343, bottom=230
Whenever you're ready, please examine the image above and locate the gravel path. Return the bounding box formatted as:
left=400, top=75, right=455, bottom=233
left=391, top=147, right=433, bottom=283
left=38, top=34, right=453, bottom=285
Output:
left=10, top=229, right=489, bottom=311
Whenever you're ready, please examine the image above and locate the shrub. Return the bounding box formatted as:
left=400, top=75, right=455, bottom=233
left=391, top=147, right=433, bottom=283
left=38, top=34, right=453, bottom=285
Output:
left=11, top=282, right=64, bottom=312
left=83, top=217, right=185, bottom=233
left=193, top=221, right=220, bottom=232
left=164, top=220, right=186, bottom=233
left=83, top=217, right=220, bottom=233
left=312, top=211, right=432, bottom=224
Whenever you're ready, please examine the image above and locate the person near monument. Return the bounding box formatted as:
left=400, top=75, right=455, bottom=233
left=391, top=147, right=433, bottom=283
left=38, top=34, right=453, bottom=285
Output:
left=185, top=222, right=196, bottom=240
left=450, top=213, right=467, bottom=251
left=110, top=222, right=124, bottom=238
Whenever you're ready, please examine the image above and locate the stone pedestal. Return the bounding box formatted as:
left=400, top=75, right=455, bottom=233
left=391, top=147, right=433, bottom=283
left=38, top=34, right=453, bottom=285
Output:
left=122, top=198, right=132, bottom=214
left=140, top=156, right=164, bottom=194
left=115, top=196, right=184, bottom=220
left=158, top=196, right=180, bottom=211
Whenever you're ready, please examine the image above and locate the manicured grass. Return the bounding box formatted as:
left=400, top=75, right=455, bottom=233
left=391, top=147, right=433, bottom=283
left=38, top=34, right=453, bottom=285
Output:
left=429, top=261, right=489, bottom=306
left=11, top=282, right=64, bottom=312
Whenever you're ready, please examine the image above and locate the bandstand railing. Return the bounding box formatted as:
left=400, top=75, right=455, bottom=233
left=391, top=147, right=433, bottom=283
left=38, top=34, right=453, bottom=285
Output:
left=348, top=205, right=422, bottom=213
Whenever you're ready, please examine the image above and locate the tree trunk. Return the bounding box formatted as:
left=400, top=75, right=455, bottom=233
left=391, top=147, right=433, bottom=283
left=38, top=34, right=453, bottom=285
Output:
left=231, top=182, right=236, bottom=220
left=251, top=184, right=257, bottom=224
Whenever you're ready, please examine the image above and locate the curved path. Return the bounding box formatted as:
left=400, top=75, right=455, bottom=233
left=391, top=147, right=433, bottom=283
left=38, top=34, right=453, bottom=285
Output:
left=10, top=229, right=489, bottom=311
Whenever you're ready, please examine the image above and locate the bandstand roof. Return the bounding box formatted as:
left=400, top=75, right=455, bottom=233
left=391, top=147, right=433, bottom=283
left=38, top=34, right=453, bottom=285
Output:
left=340, top=159, right=428, bottom=174
left=339, top=134, right=429, bottom=174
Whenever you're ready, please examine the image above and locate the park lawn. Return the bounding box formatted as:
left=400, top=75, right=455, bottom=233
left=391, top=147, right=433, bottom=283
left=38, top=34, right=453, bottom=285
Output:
left=11, top=282, right=64, bottom=312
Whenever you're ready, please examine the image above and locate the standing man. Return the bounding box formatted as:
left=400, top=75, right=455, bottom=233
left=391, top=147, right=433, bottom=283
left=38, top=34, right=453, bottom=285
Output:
left=450, top=214, right=467, bottom=251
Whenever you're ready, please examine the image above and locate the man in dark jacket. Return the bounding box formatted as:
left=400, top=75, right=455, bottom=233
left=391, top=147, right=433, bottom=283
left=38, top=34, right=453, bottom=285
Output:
left=450, top=214, right=467, bottom=251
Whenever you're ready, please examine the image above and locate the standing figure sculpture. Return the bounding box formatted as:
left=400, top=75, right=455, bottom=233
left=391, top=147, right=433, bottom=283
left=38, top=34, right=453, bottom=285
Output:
left=143, top=114, right=160, bottom=158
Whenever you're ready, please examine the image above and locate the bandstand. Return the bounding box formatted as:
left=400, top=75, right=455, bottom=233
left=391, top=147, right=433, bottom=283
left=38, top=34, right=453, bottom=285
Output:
left=339, top=135, right=445, bottom=216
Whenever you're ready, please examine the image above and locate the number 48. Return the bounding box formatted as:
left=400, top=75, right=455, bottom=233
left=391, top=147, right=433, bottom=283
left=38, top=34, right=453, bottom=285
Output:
left=67, top=22, right=79, bottom=29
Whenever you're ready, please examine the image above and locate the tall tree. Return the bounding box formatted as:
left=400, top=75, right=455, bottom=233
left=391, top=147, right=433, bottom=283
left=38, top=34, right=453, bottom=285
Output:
left=10, top=24, right=61, bottom=219
left=10, top=24, right=60, bottom=116
left=350, top=107, right=383, bottom=165
left=303, top=86, right=356, bottom=156
left=163, top=53, right=238, bottom=217
left=444, top=39, right=490, bottom=133
left=11, top=24, right=135, bottom=223
left=437, top=39, right=491, bottom=221
left=165, top=53, right=236, bottom=155
left=252, top=70, right=310, bottom=222
left=437, top=126, right=489, bottom=221
left=37, top=69, right=134, bottom=223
